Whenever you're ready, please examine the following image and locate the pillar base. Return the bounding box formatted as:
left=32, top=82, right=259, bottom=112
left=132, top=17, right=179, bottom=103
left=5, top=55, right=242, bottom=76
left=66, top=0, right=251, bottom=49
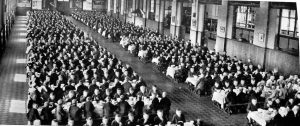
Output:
left=158, top=22, right=164, bottom=34
left=112, top=13, right=119, bottom=18
left=215, top=36, right=226, bottom=52
left=190, top=30, right=204, bottom=46
left=170, top=25, right=186, bottom=40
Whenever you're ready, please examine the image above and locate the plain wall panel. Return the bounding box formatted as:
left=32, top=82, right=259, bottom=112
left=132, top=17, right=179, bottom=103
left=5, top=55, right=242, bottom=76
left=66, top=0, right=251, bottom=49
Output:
left=226, top=39, right=299, bottom=75
left=265, top=49, right=299, bottom=75
left=289, top=39, right=299, bottom=50
left=146, top=19, right=159, bottom=31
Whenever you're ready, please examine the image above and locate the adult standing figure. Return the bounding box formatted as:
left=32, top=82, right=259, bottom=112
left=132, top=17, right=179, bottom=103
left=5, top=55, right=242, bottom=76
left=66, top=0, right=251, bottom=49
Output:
left=27, top=103, right=40, bottom=125
left=134, top=95, right=144, bottom=119
left=54, top=99, right=67, bottom=125
left=103, top=97, right=115, bottom=118
left=159, top=92, right=171, bottom=120
left=116, top=95, right=131, bottom=117
left=82, top=97, right=95, bottom=119
left=69, top=99, right=82, bottom=125
left=40, top=102, right=54, bottom=125
left=286, top=105, right=300, bottom=126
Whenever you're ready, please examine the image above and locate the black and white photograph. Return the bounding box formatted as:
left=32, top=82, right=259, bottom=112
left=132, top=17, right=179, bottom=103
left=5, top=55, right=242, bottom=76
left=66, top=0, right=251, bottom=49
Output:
left=0, top=0, right=299, bottom=126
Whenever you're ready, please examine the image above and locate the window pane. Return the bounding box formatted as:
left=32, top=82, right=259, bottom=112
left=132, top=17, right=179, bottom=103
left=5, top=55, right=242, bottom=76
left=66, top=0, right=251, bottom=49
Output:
left=247, top=13, right=254, bottom=23
left=288, top=31, right=294, bottom=37
left=235, top=6, right=256, bottom=41
left=297, top=21, right=299, bottom=37
left=282, top=9, right=289, bottom=17
left=281, top=17, right=289, bottom=30
left=247, top=13, right=255, bottom=29
left=240, top=6, right=247, bottom=13
left=236, top=6, right=255, bottom=30
left=212, top=19, right=217, bottom=32
left=289, top=18, right=295, bottom=31
left=290, top=10, right=296, bottom=18
left=236, top=12, right=246, bottom=27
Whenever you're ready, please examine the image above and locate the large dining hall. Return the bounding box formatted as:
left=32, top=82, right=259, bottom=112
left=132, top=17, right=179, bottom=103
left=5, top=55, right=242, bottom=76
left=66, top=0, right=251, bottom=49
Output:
left=0, top=0, right=299, bottom=126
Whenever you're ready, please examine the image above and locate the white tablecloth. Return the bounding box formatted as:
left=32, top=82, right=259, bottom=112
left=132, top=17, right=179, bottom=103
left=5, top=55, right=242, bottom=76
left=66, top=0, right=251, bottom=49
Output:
left=186, top=76, right=199, bottom=86
left=247, top=110, right=274, bottom=126
left=212, top=90, right=226, bottom=107
left=142, top=97, right=152, bottom=109
left=128, top=45, right=136, bottom=53
left=102, top=31, right=106, bottom=37
left=166, top=66, right=179, bottom=78
left=120, top=38, right=129, bottom=48
left=138, top=50, right=147, bottom=58
left=93, top=101, right=104, bottom=118
left=233, top=89, right=240, bottom=95
left=151, top=57, right=159, bottom=65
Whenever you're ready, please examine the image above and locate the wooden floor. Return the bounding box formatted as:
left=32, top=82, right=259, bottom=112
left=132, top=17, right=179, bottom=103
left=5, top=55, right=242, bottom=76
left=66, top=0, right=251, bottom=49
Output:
left=0, top=16, right=28, bottom=124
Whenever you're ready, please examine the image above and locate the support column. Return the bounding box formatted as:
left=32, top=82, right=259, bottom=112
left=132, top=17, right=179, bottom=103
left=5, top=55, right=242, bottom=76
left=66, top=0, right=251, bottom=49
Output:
left=107, top=0, right=112, bottom=15
left=113, top=0, right=117, bottom=14
left=253, top=2, right=270, bottom=48
left=170, top=0, right=183, bottom=39
left=132, top=0, right=136, bottom=16
left=215, top=0, right=230, bottom=52
left=197, top=5, right=205, bottom=45
left=120, top=0, right=125, bottom=15
left=0, top=0, right=3, bottom=28
left=253, top=2, right=270, bottom=69
left=53, top=0, right=58, bottom=10
left=155, top=0, right=165, bottom=34
left=142, top=0, right=147, bottom=18
left=132, top=0, right=137, bottom=11
left=43, top=0, right=46, bottom=9
left=145, top=0, right=150, bottom=19
left=0, top=0, right=3, bottom=52
left=190, top=0, right=205, bottom=46
left=70, top=0, right=73, bottom=9
left=141, top=0, right=148, bottom=26
left=130, top=0, right=136, bottom=24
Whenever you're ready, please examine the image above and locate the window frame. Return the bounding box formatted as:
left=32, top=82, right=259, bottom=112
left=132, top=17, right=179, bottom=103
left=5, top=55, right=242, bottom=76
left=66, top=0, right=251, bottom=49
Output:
left=276, top=8, right=299, bottom=54
left=278, top=9, right=298, bottom=38
left=233, top=6, right=256, bottom=43
left=204, top=18, right=218, bottom=40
